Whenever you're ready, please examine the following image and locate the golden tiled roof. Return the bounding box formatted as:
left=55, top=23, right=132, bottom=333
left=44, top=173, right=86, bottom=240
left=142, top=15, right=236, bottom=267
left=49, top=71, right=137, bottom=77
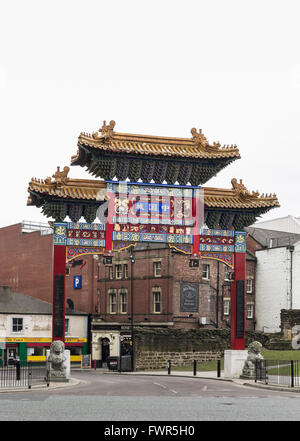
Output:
left=27, top=167, right=107, bottom=205
left=205, top=179, right=279, bottom=209
left=27, top=169, right=279, bottom=211
left=72, top=120, right=240, bottom=162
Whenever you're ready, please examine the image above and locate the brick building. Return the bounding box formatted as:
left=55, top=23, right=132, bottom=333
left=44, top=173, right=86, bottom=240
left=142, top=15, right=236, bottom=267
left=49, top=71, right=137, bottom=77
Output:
left=95, top=241, right=257, bottom=331
left=91, top=241, right=259, bottom=363
left=0, top=222, right=98, bottom=314
left=0, top=221, right=260, bottom=363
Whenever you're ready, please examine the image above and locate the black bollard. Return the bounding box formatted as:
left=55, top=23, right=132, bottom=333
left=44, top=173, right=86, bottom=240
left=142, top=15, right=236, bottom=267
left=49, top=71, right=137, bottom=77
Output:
left=217, top=359, right=221, bottom=378
left=291, top=360, right=294, bottom=388
left=193, top=360, right=197, bottom=376
left=28, top=363, right=32, bottom=389
left=168, top=360, right=171, bottom=375
left=15, top=359, right=20, bottom=381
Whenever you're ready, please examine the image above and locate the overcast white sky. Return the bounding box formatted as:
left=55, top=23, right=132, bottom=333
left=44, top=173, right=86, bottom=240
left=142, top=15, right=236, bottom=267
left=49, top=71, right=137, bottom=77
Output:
left=1, top=0, right=299, bottom=228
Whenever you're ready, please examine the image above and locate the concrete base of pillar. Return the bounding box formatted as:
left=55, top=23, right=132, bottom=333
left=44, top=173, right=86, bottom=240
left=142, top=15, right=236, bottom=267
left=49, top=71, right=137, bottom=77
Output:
left=224, top=350, right=248, bottom=379
left=49, top=377, right=69, bottom=383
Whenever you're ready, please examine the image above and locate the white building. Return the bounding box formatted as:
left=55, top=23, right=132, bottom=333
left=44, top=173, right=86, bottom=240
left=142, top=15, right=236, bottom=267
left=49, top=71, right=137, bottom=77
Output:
left=246, top=225, right=300, bottom=333
left=251, top=215, right=300, bottom=235
left=0, top=286, right=88, bottom=365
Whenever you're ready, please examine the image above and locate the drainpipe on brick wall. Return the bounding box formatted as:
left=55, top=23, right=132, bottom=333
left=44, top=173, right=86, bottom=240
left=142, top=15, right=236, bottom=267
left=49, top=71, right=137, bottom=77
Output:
left=287, top=245, right=294, bottom=309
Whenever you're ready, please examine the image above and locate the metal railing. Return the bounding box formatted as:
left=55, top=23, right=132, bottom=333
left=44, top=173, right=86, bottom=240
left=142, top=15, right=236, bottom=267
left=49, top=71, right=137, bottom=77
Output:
left=22, top=220, right=53, bottom=236
left=166, top=359, right=222, bottom=377
left=0, top=361, right=49, bottom=389
left=255, top=359, right=300, bottom=387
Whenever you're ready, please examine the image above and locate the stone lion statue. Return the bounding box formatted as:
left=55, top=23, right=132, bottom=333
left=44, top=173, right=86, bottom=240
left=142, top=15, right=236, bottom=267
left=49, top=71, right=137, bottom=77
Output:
left=241, top=341, right=264, bottom=379
left=47, top=340, right=67, bottom=379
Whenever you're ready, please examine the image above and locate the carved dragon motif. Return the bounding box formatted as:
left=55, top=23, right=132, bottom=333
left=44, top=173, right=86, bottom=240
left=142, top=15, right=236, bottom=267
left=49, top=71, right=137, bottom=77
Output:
left=92, top=120, right=116, bottom=142
left=231, top=178, right=277, bottom=201
left=191, top=128, right=237, bottom=152
left=191, top=128, right=209, bottom=149
left=44, top=166, right=70, bottom=187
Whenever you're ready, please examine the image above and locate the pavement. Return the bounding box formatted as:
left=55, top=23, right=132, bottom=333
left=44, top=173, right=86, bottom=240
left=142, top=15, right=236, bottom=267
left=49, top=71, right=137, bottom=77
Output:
left=0, top=377, right=81, bottom=393
left=1, top=368, right=300, bottom=393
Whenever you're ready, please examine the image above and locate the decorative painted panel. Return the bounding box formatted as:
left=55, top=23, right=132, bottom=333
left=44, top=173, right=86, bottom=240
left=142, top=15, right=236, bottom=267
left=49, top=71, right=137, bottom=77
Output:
left=199, top=251, right=234, bottom=268
left=53, top=222, right=67, bottom=245
left=66, top=246, right=105, bottom=262
left=234, top=231, right=247, bottom=253
left=198, top=229, right=235, bottom=252
left=107, top=181, right=203, bottom=227
left=199, top=228, right=234, bottom=237
left=53, top=197, right=243, bottom=266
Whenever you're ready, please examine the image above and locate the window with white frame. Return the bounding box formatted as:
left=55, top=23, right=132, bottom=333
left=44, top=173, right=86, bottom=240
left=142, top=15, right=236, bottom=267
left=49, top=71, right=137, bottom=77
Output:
left=115, top=264, right=122, bottom=280
left=12, top=317, right=23, bottom=333
left=223, top=299, right=230, bottom=316
left=246, top=303, right=254, bottom=319
left=109, top=266, right=114, bottom=280
left=246, top=278, right=253, bottom=293
left=202, top=263, right=210, bottom=280
left=108, top=289, right=117, bottom=314
left=27, top=346, right=45, bottom=357
left=123, top=264, right=129, bottom=279
left=152, top=287, right=162, bottom=313
left=154, top=261, right=162, bottom=277
left=119, top=289, right=128, bottom=314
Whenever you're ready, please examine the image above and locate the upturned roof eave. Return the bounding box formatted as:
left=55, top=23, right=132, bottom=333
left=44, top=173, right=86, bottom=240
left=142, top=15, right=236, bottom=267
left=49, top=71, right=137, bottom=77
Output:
left=27, top=177, right=279, bottom=211
left=74, top=139, right=241, bottom=162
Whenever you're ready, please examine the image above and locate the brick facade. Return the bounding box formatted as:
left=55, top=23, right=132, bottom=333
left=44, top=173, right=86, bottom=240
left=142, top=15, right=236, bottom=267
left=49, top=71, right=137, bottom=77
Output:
left=97, top=246, right=173, bottom=326
left=97, top=241, right=258, bottom=332
left=0, top=224, right=53, bottom=303
left=0, top=223, right=259, bottom=334
left=0, top=223, right=98, bottom=314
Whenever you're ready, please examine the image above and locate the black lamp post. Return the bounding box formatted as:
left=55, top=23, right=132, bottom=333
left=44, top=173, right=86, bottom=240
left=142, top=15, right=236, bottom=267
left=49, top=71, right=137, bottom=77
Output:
left=129, top=245, right=135, bottom=371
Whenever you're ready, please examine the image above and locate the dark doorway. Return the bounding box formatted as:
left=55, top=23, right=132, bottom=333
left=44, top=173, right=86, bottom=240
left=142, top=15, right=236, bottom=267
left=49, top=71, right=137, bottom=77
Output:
left=3, top=348, right=17, bottom=366
left=101, top=338, right=110, bottom=365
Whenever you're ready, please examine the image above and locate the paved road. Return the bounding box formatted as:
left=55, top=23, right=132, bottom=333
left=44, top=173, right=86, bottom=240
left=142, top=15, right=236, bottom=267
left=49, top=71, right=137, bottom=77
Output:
left=1, top=371, right=300, bottom=421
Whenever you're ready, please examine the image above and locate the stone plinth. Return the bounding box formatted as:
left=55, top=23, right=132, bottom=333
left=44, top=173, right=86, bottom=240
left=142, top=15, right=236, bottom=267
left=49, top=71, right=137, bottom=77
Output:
left=224, top=350, right=248, bottom=379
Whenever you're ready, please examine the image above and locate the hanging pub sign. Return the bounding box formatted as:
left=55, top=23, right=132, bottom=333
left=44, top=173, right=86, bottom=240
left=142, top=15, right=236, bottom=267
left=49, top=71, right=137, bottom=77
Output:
left=180, top=282, right=199, bottom=312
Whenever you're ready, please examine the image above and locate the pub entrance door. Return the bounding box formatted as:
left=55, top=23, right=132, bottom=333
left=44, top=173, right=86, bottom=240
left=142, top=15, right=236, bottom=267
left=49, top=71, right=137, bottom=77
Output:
left=3, top=347, right=17, bottom=366
left=101, top=338, right=110, bottom=366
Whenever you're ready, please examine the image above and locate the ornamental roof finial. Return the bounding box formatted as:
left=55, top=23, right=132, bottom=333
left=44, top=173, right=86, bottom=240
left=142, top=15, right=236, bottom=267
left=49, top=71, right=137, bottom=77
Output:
left=231, top=178, right=252, bottom=199
left=100, top=120, right=116, bottom=140
left=191, top=128, right=209, bottom=149
left=44, top=166, right=70, bottom=186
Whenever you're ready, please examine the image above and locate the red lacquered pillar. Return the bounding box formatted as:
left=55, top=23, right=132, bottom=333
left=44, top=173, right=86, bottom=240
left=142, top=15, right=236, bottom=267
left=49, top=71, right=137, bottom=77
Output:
left=192, top=191, right=200, bottom=254
left=105, top=192, right=114, bottom=252
left=52, top=223, right=67, bottom=342
left=230, top=231, right=246, bottom=350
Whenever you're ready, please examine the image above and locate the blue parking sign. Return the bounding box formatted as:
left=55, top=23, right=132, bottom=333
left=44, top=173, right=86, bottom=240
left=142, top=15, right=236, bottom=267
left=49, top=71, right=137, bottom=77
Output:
left=73, top=275, right=82, bottom=289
